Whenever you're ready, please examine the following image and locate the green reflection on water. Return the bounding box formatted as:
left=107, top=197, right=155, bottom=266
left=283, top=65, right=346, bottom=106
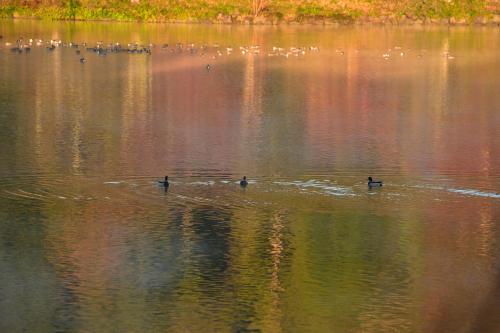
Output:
left=0, top=20, right=499, bottom=332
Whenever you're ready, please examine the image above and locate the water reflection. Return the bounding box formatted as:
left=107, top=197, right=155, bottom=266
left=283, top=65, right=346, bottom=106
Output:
left=0, top=20, right=499, bottom=332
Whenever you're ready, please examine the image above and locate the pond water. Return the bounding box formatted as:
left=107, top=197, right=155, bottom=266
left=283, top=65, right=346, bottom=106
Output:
left=0, top=20, right=499, bottom=332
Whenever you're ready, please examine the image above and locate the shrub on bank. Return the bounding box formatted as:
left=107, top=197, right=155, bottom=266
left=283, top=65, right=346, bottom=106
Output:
left=0, top=0, right=496, bottom=24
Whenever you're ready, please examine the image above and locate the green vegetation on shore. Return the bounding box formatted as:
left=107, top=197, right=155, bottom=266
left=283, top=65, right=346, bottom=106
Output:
left=0, top=0, right=498, bottom=24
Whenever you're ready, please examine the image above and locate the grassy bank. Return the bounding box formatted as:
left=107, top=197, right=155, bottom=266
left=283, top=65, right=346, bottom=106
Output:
left=0, top=0, right=498, bottom=24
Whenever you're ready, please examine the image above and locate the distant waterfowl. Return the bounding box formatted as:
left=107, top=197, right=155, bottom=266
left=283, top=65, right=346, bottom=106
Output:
left=1, top=37, right=324, bottom=68
left=368, top=177, right=383, bottom=187
left=80, top=57, right=86, bottom=63
left=240, top=176, right=248, bottom=187
left=443, top=52, right=455, bottom=60
left=159, top=176, right=169, bottom=188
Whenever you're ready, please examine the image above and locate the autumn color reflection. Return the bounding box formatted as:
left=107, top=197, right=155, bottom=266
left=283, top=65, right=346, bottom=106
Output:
left=0, top=21, right=499, bottom=332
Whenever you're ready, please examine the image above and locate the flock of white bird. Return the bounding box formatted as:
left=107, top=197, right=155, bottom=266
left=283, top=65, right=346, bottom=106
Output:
left=1, top=35, right=455, bottom=61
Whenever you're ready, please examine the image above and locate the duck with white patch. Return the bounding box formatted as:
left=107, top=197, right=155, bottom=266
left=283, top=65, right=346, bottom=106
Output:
left=368, top=177, right=383, bottom=187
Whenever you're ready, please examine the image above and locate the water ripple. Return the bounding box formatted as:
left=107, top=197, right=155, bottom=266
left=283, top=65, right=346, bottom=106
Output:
left=411, top=184, right=500, bottom=199
left=274, top=179, right=356, bottom=197
left=447, top=188, right=500, bottom=199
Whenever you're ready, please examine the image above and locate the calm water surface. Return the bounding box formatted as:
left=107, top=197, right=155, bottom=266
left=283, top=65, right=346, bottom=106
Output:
left=0, top=20, right=499, bottom=332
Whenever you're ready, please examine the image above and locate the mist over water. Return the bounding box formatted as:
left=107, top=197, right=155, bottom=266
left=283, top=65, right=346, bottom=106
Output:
left=0, top=20, right=499, bottom=332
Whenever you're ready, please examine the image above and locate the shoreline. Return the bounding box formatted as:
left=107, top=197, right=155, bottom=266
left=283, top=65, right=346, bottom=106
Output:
left=2, top=15, right=500, bottom=27
left=1, top=2, right=499, bottom=27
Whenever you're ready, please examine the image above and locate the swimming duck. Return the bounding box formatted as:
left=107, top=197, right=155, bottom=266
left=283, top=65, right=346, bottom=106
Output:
left=368, top=177, right=383, bottom=187
left=240, top=176, right=248, bottom=187
left=80, top=57, right=86, bottom=63
left=159, top=176, right=169, bottom=188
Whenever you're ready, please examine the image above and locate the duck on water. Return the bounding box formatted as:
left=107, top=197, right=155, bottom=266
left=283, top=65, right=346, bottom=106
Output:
left=240, top=176, right=248, bottom=187
left=159, top=176, right=169, bottom=188
left=368, top=176, right=383, bottom=187
left=157, top=176, right=376, bottom=189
